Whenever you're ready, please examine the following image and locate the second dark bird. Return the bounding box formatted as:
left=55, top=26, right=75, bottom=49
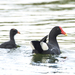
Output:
left=0, top=28, right=20, bottom=49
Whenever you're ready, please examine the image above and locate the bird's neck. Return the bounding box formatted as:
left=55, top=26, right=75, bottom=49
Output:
left=10, top=34, right=15, bottom=41
left=49, top=33, right=59, bottom=48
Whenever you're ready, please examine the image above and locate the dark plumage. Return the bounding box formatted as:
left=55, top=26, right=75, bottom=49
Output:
left=0, top=29, right=20, bottom=49
left=31, top=26, right=67, bottom=55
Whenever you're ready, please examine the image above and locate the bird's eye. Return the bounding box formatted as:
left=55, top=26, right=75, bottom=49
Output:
left=57, top=28, right=59, bottom=31
left=13, top=30, right=16, bottom=33
left=13, top=30, right=15, bottom=32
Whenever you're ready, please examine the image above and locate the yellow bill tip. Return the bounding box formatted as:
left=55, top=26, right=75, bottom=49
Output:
left=65, top=34, right=67, bottom=36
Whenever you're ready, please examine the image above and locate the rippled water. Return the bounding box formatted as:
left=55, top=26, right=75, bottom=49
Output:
left=0, top=0, right=75, bottom=75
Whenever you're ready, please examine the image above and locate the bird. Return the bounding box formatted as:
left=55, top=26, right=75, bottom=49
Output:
left=30, top=26, right=67, bottom=55
left=0, top=28, right=20, bottom=49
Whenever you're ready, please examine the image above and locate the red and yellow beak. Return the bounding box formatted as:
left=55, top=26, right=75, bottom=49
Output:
left=59, top=27, right=67, bottom=36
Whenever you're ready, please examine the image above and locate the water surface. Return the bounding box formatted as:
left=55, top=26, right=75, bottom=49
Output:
left=0, top=0, right=75, bottom=75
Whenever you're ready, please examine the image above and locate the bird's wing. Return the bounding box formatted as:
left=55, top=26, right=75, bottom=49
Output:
left=40, top=35, right=48, bottom=43
left=0, top=41, right=16, bottom=49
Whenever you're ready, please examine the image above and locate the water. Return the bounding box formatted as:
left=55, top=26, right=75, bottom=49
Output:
left=0, top=0, right=75, bottom=75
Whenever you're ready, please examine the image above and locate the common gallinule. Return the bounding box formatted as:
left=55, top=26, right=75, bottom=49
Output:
left=31, top=26, right=67, bottom=55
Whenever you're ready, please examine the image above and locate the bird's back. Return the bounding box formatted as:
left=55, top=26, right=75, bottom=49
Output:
left=0, top=40, right=17, bottom=49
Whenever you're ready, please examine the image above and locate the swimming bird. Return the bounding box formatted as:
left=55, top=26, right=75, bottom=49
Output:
left=0, top=28, right=20, bottom=49
left=30, top=26, right=67, bottom=55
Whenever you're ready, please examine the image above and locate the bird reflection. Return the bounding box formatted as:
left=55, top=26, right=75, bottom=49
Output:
left=32, top=54, right=59, bottom=63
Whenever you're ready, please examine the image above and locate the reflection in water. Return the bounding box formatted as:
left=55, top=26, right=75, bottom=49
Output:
left=32, top=54, right=59, bottom=63
left=31, top=54, right=67, bottom=69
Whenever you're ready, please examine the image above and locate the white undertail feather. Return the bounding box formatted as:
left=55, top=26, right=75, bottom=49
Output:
left=30, top=42, right=35, bottom=50
left=40, top=42, right=48, bottom=51
left=47, top=35, right=49, bottom=43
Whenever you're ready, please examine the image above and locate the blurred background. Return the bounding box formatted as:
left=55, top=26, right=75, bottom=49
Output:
left=0, top=0, right=75, bottom=75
